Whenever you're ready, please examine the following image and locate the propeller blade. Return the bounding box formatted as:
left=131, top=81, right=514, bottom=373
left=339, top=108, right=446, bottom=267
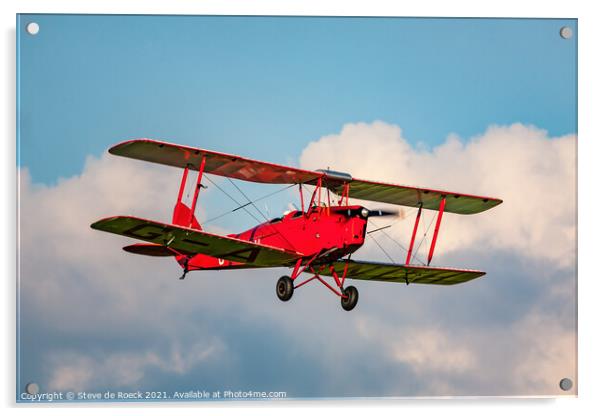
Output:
left=366, top=208, right=398, bottom=218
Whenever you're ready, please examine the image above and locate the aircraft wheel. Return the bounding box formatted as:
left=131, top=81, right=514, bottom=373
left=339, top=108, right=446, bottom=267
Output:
left=276, top=276, right=294, bottom=302
left=341, top=286, right=359, bottom=311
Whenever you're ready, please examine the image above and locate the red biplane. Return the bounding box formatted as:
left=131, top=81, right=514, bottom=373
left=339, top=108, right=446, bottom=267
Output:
left=91, top=139, right=502, bottom=311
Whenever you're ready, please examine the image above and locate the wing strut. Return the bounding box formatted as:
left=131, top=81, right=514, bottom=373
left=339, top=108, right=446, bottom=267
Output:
left=176, top=165, right=189, bottom=206
left=188, top=155, right=206, bottom=227
left=405, top=203, right=423, bottom=265
left=305, top=177, right=323, bottom=216
left=427, top=196, right=446, bottom=265
left=298, top=184, right=305, bottom=212
left=337, top=182, right=350, bottom=206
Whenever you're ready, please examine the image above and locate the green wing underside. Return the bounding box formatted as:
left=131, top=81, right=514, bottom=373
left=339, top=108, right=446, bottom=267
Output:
left=314, top=260, right=485, bottom=285
left=91, top=216, right=301, bottom=267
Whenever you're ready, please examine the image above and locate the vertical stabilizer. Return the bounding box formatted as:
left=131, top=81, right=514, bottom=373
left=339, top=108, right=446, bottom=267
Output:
left=172, top=201, right=201, bottom=230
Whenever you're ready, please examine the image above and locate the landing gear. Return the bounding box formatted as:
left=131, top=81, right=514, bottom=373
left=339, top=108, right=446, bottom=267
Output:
left=277, top=257, right=359, bottom=310
left=341, top=286, right=359, bottom=311
left=276, top=276, right=294, bottom=301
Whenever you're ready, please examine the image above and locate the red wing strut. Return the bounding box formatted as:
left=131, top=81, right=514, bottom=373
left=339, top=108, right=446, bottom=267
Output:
left=91, top=216, right=302, bottom=267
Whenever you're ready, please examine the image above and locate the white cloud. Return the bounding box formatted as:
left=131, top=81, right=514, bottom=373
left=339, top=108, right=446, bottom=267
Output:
left=47, top=340, right=222, bottom=391
left=47, top=355, right=94, bottom=392
left=511, top=312, right=577, bottom=395
left=19, top=156, right=181, bottom=330
left=355, top=311, right=576, bottom=396
left=389, top=328, right=476, bottom=374
left=299, top=121, right=576, bottom=269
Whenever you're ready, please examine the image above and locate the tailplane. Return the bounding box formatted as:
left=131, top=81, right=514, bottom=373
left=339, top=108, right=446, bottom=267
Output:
left=120, top=203, right=201, bottom=257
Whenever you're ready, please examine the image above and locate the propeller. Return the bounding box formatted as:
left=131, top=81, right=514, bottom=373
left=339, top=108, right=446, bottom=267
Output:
left=342, top=207, right=401, bottom=219
left=364, top=208, right=398, bottom=218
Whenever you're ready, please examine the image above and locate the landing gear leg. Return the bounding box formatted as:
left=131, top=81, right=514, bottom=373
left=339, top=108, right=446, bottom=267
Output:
left=329, top=261, right=359, bottom=311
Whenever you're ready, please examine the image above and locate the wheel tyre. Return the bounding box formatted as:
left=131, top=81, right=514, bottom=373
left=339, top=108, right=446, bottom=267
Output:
left=341, top=286, right=359, bottom=311
left=276, top=276, right=294, bottom=302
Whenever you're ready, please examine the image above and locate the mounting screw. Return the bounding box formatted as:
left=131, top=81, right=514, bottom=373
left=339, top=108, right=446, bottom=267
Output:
left=26, top=22, right=40, bottom=35
left=559, top=378, right=573, bottom=391
left=559, top=26, right=573, bottom=39
left=25, top=382, right=39, bottom=394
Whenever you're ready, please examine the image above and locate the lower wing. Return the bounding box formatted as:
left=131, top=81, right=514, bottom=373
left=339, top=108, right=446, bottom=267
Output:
left=91, top=216, right=302, bottom=267
left=316, top=260, right=485, bottom=285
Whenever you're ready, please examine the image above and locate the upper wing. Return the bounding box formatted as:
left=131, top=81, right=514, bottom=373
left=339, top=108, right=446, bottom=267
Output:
left=109, top=139, right=501, bottom=215
left=325, top=177, right=502, bottom=215
left=316, top=259, right=485, bottom=285
left=109, top=139, right=321, bottom=184
left=91, top=216, right=302, bottom=266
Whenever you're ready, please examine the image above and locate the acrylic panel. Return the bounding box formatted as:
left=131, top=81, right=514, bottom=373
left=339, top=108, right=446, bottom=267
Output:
left=16, top=14, right=577, bottom=402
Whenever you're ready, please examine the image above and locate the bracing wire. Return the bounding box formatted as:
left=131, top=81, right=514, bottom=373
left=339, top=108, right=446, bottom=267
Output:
left=201, top=180, right=295, bottom=226
left=411, top=211, right=437, bottom=265
left=203, top=175, right=263, bottom=225
left=367, top=233, right=396, bottom=263
left=227, top=178, right=273, bottom=222
left=367, top=206, right=424, bottom=265
left=367, top=207, right=414, bottom=253
left=226, top=178, right=299, bottom=251
left=366, top=218, right=404, bottom=264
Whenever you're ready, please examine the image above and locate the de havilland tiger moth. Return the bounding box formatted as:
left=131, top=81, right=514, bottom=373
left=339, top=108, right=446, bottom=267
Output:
left=91, top=139, right=502, bottom=311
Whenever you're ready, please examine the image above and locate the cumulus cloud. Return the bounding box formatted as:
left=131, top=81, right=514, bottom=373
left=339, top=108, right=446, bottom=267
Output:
left=18, top=122, right=577, bottom=398
left=47, top=340, right=223, bottom=391
left=300, top=121, right=576, bottom=269
left=18, top=155, right=230, bottom=392
left=355, top=309, right=576, bottom=396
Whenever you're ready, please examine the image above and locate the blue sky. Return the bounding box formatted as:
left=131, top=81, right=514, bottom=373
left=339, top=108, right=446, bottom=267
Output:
left=17, top=15, right=577, bottom=401
left=18, top=15, right=576, bottom=185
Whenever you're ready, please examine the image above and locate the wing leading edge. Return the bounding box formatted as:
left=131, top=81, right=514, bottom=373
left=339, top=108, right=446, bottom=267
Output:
left=91, top=216, right=302, bottom=267
left=314, top=259, right=485, bottom=285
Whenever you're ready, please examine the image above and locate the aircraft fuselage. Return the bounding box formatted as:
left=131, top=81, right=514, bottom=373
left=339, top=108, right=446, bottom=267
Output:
left=179, top=205, right=369, bottom=271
